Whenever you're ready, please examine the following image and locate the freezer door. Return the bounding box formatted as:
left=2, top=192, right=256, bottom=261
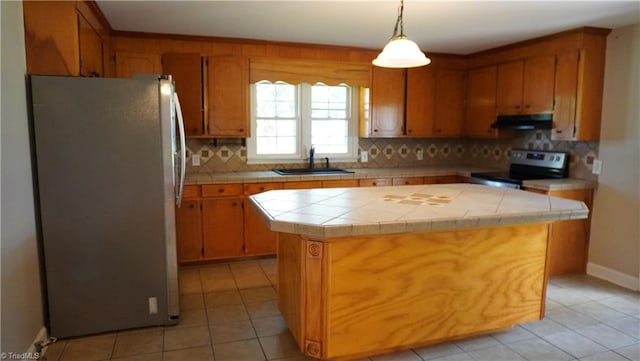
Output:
left=30, top=75, right=178, bottom=338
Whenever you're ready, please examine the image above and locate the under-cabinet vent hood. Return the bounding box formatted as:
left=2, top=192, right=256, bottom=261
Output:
left=491, top=114, right=552, bottom=130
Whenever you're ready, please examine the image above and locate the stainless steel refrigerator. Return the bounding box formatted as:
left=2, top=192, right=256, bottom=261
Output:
left=29, top=75, right=186, bottom=338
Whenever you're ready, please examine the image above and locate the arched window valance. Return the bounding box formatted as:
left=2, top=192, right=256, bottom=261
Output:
left=249, top=58, right=371, bottom=87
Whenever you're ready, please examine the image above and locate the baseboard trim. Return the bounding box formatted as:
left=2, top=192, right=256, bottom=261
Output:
left=27, top=326, right=48, bottom=354
left=587, top=262, right=640, bottom=291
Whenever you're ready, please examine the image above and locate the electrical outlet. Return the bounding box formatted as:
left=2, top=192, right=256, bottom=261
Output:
left=192, top=154, right=201, bottom=166
left=592, top=159, right=602, bottom=175
left=361, top=151, right=368, bottom=163
left=417, top=150, right=424, bottom=161
left=148, top=297, right=158, bottom=314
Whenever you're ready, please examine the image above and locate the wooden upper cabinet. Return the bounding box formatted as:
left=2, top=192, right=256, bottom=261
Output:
left=434, top=69, right=465, bottom=137
left=496, top=60, right=524, bottom=114
left=115, top=51, right=162, bottom=78
left=369, top=67, right=406, bottom=137
left=553, top=50, right=580, bottom=140
left=465, top=66, right=498, bottom=138
left=553, top=48, right=605, bottom=142
left=496, top=55, right=555, bottom=115
left=205, top=55, right=249, bottom=137
left=78, top=14, right=104, bottom=77
left=23, top=1, right=110, bottom=77
left=162, top=53, right=204, bottom=136
left=23, top=1, right=80, bottom=76
left=522, top=55, right=556, bottom=113
left=405, top=67, right=435, bottom=136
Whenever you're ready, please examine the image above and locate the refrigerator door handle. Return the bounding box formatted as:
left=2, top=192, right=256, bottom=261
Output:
left=174, top=92, right=187, bottom=207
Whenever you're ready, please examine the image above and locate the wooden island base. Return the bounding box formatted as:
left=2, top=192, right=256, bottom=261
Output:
left=277, top=223, right=550, bottom=360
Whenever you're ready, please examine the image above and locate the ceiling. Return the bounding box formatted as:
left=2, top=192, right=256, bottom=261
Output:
left=96, top=1, right=640, bottom=55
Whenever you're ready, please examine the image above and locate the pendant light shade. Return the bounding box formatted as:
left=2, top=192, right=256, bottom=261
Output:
left=373, top=0, right=430, bottom=68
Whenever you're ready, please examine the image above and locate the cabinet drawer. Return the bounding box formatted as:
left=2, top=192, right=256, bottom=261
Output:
left=182, top=185, right=201, bottom=199
left=392, top=177, right=424, bottom=186
left=244, top=182, right=283, bottom=195
left=359, top=178, right=393, bottom=187
left=283, top=181, right=323, bottom=190
left=202, top=184, right=243, bottom=197
left=322, top=180, right=359, bottom=188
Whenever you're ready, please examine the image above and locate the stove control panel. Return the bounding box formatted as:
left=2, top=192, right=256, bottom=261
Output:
left=510, top=149, right=568, bottom=170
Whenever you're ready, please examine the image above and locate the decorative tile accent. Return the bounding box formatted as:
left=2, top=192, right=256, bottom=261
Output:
left=185, top=130, right=599, bottom=182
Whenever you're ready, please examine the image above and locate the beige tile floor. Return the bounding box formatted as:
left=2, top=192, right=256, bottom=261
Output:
left=44, top=258, right=639, bottom=361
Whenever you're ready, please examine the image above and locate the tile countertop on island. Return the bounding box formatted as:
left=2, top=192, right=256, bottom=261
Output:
left=184, top=166, right=596, bottom=191
left=248, top=183, right=589, bottom=238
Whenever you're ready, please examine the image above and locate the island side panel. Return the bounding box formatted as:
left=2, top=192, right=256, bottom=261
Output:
left=324, top=223, right=549, bottom=360
left=277, top=232, right=304, bottom=348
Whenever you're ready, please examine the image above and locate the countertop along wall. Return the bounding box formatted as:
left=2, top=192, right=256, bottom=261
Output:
left=588, top=24, right=640, bottom=290
left=1, top=0, right=46, bottom=353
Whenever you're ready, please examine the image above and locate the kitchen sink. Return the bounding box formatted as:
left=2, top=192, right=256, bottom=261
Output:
left=272, top=167, right=354, bottom=175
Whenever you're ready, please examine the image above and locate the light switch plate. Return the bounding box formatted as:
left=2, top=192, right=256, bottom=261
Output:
left=192, top=154, right=201, bottom=166
left=361, top=151, right=368, bottom=163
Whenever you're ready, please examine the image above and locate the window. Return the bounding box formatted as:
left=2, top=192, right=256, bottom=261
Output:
left=247, top=81, right=358, bottom=164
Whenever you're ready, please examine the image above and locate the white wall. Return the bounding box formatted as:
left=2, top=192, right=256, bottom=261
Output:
left=1, top=0, right=45, bottom=352
left=588, top=24, right=640, bottom=290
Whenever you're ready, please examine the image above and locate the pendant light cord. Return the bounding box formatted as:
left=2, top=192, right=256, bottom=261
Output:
left=392, top=0, right=405, bottom=37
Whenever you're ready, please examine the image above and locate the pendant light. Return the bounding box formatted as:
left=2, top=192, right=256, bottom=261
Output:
left=372, top=0, right=431, bottom=68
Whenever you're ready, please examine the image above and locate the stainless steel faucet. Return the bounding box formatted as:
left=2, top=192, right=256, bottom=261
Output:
left=309, top=146, right=315, bottom=169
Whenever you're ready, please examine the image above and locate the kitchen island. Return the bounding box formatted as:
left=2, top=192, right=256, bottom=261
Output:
left=249, top=184, right=589, bottom=360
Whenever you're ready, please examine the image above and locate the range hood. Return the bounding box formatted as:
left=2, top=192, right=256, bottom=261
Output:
left=490, top=113, right=552, bottom=130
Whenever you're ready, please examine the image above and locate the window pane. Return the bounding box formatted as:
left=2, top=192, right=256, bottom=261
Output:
left=255, top=81, right=299, bottom=155
left=311, top=84, right=350, bottom=154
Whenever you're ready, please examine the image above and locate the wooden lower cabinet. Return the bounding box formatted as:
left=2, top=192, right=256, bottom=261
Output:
left=392, top=177, right=424, bottom=186
left=244, top=183, right=283, bottom=256
left=202, top=198, right=244, bottom=259
left=176, top=176, right=470, bottom=262
left=525, top=187, right=593, bottom=275
left=175, top=198, right=203, bottom=262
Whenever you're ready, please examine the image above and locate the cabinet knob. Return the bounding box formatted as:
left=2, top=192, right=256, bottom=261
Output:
left=259, top=187, right=265, bottom=191
left=556, top=130, right=563, bottom=134
left=232, top=202, right=238, bottom=206
left=408, top=129, right=413, bottom=133
left=372, top=182, right=377, bottom=186
left=405, top=181, right=410, bottom=185
left=515, top=105, right=521, bottom=109
left=373, top=129, right=379, bottom=132
left=218, top=188, right=224, bottom=193
left=239, top=128, right=244, bottom=132
left=189, top=204, right=195, bottom=209
left=525, top=105, right=531, bottom=109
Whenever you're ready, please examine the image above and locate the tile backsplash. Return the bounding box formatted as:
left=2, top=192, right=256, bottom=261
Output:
left=186, top=131, right=599, bottom=181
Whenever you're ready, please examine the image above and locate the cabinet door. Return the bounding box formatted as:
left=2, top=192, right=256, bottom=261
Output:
left=175, top=199, right=203, bottom=263
left=465, top=66, right=498, bottom=138
left=522, top=55, right=555, bottom=113
left=244, top=183, right=283, bottom=256
left=434, top=70, right=465, bottom=136
left=392, top=177, right=423, bottom=186
left=424, top=175, right=462, bottom=184
left=202, top=198, right=244, bottom=259
left=115, top=51, right=162, bottom=78
left=496, top=60, right=524, bottom=115
left=206, top=55, right=249, bottom=137
left=23, top=1, right=79, bottom=75
left=405, top=67, right=435, bottom=136
left=163, top=53, right=204, bottom=136
left=370, top=67, right=405, bottom=137
left=359, top=178, right=393, bottom=187
left=552, top=50, right=580, bottom=140
left=78, top=14, right=103, bottom=77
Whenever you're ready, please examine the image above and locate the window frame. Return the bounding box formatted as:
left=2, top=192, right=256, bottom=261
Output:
left=247, top=82, right=359, bottom=165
